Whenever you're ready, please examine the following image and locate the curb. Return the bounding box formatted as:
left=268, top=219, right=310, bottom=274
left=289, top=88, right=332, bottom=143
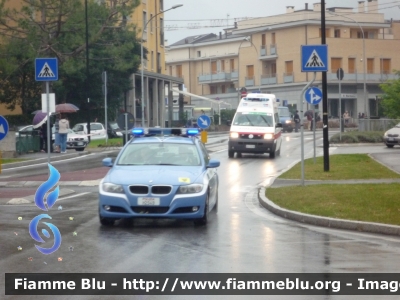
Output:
left=258, top=183, right=400, bottom=236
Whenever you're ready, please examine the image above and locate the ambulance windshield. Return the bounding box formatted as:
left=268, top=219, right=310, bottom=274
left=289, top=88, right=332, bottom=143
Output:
left=232, top=112, right=273, bottom=127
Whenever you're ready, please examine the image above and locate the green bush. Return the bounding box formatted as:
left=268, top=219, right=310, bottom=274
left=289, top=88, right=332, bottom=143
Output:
left=3, top=114, right=33, bottom=128
left=330, top=131, right=384, bottom=143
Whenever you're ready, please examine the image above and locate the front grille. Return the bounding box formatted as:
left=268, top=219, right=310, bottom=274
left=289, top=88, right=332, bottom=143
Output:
left=151, top=185, right=172, bottom=194
left=131, top=206, right=169, bottom=214
left=388, top=134, right=399, bottom=137
left=239, top=133, right=263, bottom=139
left=129, top=185, right=149, bottom=194
left=108, top=206, right=128, bottom=213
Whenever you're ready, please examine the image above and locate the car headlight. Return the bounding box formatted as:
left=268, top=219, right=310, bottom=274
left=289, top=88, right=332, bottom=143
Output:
left=230, top=132, right=239, bottom=138
left=285, top=120, right=292, bottom=124
left=264, top=133, right=273, bottom=139
left=102, top=183, right=124, bottom=194
left=178, top=184, right=203, bottom=194
left=384, top=131, right=388, bottom=137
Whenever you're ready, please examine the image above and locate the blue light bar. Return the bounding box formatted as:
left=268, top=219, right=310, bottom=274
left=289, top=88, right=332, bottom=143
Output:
left=186, top=128, right=199, bottom=136
left=132, top=128, right=145, bottom=136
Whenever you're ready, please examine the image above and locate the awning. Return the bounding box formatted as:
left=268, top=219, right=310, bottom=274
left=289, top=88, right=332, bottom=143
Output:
left=172, top=89, right=220, bottom=105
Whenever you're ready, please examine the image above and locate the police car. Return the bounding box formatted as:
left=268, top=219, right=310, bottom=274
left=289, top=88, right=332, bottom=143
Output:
left=98, top=127, right=220, bottom=226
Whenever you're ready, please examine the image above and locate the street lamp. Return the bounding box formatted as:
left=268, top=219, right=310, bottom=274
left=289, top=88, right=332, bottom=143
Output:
left=328, top=11, right=367, bottom=117
left=140, top=4, right=183, bottom=127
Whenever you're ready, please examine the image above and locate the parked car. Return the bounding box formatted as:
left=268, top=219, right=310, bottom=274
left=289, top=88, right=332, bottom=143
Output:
left=107, top=122, right=123, bottom=138
left=15, top=125, right=36, bottom=136
left=62, top=128, right=89, bottom=151
left=98, top=127, right=220, bottom=227
left=278, top=106, right=293, bottom=133
left=72, top=122, right=107, bottom=140
left=383, top=122, right=400, bottom=148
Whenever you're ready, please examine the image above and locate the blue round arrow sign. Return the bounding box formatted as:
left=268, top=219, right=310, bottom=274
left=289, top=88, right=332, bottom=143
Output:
left=197, top=115, right=211, bottom=129
left=304, top=87, right=322, bottom=105
left=0, top=115, right=9, bottom=141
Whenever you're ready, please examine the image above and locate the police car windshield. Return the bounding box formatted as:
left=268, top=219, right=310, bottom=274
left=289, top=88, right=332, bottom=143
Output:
left=117, top=143, right=201, bottom=166
left=232, top=112, right=273, bottom=127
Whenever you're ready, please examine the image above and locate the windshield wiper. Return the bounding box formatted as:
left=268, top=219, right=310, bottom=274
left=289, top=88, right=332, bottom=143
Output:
left=260, top=115, right=271, bottom=126
left=244, top=115, right=254, bottom=126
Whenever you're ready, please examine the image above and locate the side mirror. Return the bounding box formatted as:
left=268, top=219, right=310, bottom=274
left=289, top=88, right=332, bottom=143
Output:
left=102, top=157, right=113, bottom=167
left=207, top=159, right=220, bottom=168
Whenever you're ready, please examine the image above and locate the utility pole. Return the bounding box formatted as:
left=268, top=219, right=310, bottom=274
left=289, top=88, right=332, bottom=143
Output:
left=321, top=0, right=329, bottom=171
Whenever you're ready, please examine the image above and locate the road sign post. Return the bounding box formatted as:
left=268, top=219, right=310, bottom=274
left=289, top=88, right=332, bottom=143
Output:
left=35, top=58, right=58, bottom=165
left=337, top=68, right=344, bottom=141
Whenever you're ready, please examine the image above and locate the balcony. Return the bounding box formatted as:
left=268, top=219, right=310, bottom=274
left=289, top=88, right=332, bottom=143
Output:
left=260, top=45, right=267, bottom=56
left=245, top=77, right=255, bottom=86
left=327, top=72, right=398, bottom=82
left=198, top=71, right=238, bottom=84
left=260, top=44, right=278, bottom=60
left=261, top=74, right=277, bottom=85
left=283, top=72, right=294, bottom=83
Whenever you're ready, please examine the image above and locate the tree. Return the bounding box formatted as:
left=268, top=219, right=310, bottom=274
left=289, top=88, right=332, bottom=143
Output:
left=0, top=0, right=142, bottom=115
left=379, top=70, right=400, bottom=119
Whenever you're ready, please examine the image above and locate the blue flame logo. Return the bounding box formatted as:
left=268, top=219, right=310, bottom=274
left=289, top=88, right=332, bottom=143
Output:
left=29, top=164, right=62, bottom=255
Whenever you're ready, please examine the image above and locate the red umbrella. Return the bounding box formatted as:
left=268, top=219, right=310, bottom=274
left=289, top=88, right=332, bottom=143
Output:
left=56, top=103, right=79, bottom=113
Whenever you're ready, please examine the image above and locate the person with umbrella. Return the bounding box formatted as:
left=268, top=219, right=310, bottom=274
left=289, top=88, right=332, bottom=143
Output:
left=58, top=114, right=70, bottom=153
left=54, top=114, right=61, bottom=153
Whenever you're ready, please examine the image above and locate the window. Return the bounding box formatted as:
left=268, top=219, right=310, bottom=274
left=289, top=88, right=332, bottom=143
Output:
left=151, top=51, right=154, bottom=70
left=159, top=0, right=163, bottom=11
left=230, top=59, right=235, bottom=72
left=334, top=29, right=340, bottom=38
left=331, top=58, right=342, bottom=73
left=160, top=18, right=164, bottom=46
left=142, top=11, right=147, bottom=32
left=197, top=51, right=201, bottom=57
left=176, top=65, right=182, bottom=78
left=381, top=58, right=391, bottom=74
left=220, top=60, right=225, bottom=72
left=246, top=65, right=254, bottom=79
left=211, top=61, right=217, bottom=74
left=169, top=66, right=172, bottom=76
left=271, top=32, right=276, bottom=45
left=357, top=31, right=364, bottom=39
left=271, top=63, right=276, bottom=76
left=150, top=14, right=153, bottom=32
left=221, top=85, right=226, bottom=93
left=157, top=52, right=161, bottom=72
left=210, top=86, right=217, bottom=94
left=285, top=61, right=293, bottom=75
left=367, top=58, right=374, bottom=74
left=261, top=34, right=266, bottom=46
left=348, top=58, right=356, bottom=73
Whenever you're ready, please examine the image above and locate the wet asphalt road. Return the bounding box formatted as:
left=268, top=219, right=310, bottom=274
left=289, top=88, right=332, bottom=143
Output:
left=1, top=132, right=400, bottom=300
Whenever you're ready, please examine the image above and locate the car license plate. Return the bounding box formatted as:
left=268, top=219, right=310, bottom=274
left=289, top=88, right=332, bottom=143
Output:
left=388, top=138, right=394, bottom=141
left=138, top=197, right=160, bottom=206
left=77, top=142, right=83, bottom=146
left=246, top=144, right=256, bottom=148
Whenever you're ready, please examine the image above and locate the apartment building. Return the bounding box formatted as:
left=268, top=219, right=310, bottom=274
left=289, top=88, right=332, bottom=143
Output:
left=166, top=0, right=400, bottom=119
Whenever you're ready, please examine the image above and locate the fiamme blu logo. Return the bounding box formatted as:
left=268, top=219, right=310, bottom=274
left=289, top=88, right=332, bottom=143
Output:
left=29, top=164, right=62, bottom=255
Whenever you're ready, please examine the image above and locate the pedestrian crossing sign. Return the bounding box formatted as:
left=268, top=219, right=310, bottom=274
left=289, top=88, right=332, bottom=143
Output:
left=301, top=45, right=328, bottom=72
left=35, top=58, right=58, bottom=81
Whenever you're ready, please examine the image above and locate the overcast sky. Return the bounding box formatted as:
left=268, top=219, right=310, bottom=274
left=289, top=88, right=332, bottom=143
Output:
left=164, top=0, right=400, bottom=44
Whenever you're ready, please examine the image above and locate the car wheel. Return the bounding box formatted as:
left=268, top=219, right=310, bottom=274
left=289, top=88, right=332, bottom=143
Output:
left=75, top=148, right=85, bottom=151
left=99, top=215, right=115, bottom=226
left=194, top=193, right=209, bottom=226
left=228, top=150, right=234, bottom=158
left=236, top=152, right=242, bottom=158
left=288, top=128, right=293, bottom=133
left=386, top=144, right=394, bottom=148
left=214, top=192, right=218, bottom=213
left=270, top=149, right=276, bottom=158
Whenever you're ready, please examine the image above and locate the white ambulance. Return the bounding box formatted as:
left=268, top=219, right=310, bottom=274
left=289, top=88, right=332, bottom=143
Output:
left=228, top=93, right=283, bottom=158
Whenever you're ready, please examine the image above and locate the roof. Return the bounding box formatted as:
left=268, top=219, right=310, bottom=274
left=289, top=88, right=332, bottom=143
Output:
left=169, top=31, right=245, bottom=47
left=131, top=136, right=197, bottom=145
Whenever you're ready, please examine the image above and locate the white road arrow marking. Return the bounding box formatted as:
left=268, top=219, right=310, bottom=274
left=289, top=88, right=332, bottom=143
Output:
left=308, top=88, right=321, bottom=104
left=199, top=117, right=208, bottom=126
